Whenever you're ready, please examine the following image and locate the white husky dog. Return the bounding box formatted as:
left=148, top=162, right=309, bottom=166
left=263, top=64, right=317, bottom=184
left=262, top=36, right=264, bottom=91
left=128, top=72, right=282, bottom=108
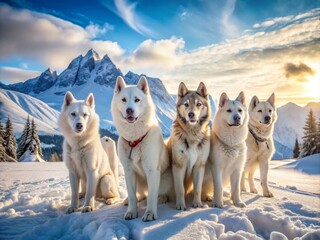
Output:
left=111, top=76, right=171, bottom=222
left=241, top=93, right=277, bottom=197
left=209, top=92, right=248, bottom=208
left=59, top=92, right=119, bottom=213
left=101, top=136, right=119, bottom=186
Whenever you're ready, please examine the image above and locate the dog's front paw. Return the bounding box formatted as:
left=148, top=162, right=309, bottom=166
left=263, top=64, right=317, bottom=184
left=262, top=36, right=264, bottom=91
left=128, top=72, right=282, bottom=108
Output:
left=158, top=194, right=168, bottom=204
left=234, top=201, right=246, bottom=208
left=175, top=203, right=186, bottom=211
left=82, top=206, right=93, bottom=213
left=192, top=201, right=203, bottom=208
left=66, top=207, right=78, bottom=214
left=263, top=191, right=274, bottom=198
left=213, top=201, right=223, bottom=208
left=124, top=211, right=138, bottom=220
left=250, top=188, right=258, bottom=194
left=142, top=210, right=157, bottom=222
left=106, top=197, right=119, bottom=205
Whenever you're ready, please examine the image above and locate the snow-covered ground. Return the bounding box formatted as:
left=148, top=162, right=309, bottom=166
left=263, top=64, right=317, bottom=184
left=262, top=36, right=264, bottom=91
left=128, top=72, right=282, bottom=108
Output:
left=0, top=157, right=319, bottom=240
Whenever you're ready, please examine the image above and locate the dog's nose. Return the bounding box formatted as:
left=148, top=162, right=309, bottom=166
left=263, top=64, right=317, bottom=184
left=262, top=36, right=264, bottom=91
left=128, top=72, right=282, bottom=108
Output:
left=234, top=115, right=240, bottom=122
left=188, top=112, right=195, bottom=119
left=76, top=123, right=83, bottom=130
left=265, top=116, right=271, bottom=123
left=126, top=108, right=134, bottom=115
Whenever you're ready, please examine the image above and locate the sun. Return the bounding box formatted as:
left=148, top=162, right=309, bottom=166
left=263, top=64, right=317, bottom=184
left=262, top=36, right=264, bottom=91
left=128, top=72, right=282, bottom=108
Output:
left=305, top=71, right=320, bottom=101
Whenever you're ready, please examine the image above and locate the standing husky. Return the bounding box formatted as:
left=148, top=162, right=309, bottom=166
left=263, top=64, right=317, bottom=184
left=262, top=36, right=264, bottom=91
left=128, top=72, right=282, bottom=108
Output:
left=111, top=76, right=171, bottom=222
left=210, top=92, right=248, bottom=208
left=59, top=92, right=119, bottom=213
left=167, top=82, right=211, bottom=210
left=241, top=93, right=277, bottom=197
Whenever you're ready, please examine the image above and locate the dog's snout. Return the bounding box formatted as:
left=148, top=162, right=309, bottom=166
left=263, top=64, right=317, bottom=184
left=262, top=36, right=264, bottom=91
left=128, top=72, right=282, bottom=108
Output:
left=233, top=114, right=241, bottom=122
left=265, top=116, right=271, bottom=122
left=188, top=112, right=195, bottom=119
left=76, top=123, right=83, bottom=130
left=126, top=108, right=134, bottom=115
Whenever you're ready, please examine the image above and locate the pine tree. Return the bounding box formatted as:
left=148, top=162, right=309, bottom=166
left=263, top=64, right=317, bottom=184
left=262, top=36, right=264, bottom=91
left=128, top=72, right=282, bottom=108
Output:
left=300, top=109, right=317, bottom=158
left=0, top=120, right=5, bottom=162
left=17, top=116, right=31, bottom=159
left=4, top=116, right=17, bottom=160
left=28, top=119, right=43, bottom=158
left=293, top=137, right=300, bottom=158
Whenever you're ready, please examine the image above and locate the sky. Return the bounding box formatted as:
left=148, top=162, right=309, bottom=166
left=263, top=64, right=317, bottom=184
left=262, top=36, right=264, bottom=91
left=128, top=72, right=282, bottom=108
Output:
left=0, top=0, right=319, bottom=106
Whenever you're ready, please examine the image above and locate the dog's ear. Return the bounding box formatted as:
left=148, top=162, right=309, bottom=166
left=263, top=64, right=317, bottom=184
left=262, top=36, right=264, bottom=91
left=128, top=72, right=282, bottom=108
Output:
left=178, top=82, right=188, bottom=98
left=267, top=93, right=275, bottom=108
left=64, top=91, right=75, bottom=106
left=250, top=96, right=259, bottom=110
left=137, top=76, right=149, bottom=94
left=196, top=82, right=208, bottom=98
left=236, top=91, right=246, bottom=106
left=86, top=93, right=95, bottom=108
left=115, top=76, right=126, bottom=94
left=219, top=92, right=229, bottom=108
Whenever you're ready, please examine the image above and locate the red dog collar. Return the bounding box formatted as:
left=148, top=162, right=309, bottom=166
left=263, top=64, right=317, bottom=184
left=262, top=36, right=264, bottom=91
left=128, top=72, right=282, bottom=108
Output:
left=123, top=131, right=149, bottom=148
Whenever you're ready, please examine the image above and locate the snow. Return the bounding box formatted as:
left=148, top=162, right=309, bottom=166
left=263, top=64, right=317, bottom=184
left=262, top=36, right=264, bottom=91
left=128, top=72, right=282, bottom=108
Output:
left=18, top=149, right=45, bottom=162
left=0, top=159, right=319, bottom=240
left=278, top=154, right=320, bottom=175
left=0, top=89, right=60, bottom=136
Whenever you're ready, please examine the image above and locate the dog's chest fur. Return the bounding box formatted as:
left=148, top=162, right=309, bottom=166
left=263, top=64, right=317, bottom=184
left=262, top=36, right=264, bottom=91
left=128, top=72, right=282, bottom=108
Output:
left=66, top=142, right=90, bottom=179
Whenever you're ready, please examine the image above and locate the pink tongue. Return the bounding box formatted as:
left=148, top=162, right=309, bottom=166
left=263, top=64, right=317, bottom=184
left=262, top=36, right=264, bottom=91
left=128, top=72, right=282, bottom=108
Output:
left=127, top=116, right=134, bottom=121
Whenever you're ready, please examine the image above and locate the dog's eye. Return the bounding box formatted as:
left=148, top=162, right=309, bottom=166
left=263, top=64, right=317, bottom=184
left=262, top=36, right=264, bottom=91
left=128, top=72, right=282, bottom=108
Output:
left=196, top=102, right=202, bottom=107
left=238, top=109, right=242, bottom=113
left=184, top=103, right=189, bottom=108
left=227, top=109, right=232, bottom=113
left=105, top=139, right=108, bottom=142
left=134, top=98, right=140, bottom=103
left=258, top=110, right=262, bottom=113
left=83, top=113, right=88, bottom=117
left=269, top=109, right=272, bottom=113
left=71, top=112, right=76, bottom=117
left=122, top=98, right=127, bottom=103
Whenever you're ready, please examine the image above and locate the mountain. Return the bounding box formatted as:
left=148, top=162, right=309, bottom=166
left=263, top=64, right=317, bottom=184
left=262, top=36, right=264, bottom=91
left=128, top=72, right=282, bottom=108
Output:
left=1, top=48, right=317, bottom=159
left=0, top=89, right=60, bottom=136
left=274, top=102, right=320, bottom=154
left=2, top=68, right=58, bottom=94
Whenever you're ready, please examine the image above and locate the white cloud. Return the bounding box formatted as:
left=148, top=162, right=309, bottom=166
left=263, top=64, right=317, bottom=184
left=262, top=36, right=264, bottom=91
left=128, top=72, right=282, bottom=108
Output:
left=221, top=0, right=239, bottom=38
left=113, top=0, right=153, bottom=36
left=0, top=67, right=40, bottom=84
left=85, top=21, right=114, bottom=38
left=0, top=5, right=124, bottom=70
left=119, top=37, right=185, bottom=76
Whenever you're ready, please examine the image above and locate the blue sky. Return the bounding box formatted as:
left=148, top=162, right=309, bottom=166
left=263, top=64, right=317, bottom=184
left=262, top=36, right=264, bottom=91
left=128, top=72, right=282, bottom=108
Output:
left=0, top=0, right=319, bottom=106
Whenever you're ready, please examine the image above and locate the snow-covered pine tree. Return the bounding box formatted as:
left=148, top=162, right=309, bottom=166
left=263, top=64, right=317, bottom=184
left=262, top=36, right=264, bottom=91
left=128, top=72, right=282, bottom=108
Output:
left=293, top=137, right=300, bottom=158
left=28, top=119, right=43, bottom=158
left=299, top=109, right=317, bottom=158
left=0, top=120, right=5, bottom=162
left=4, top=116, right=17, bottom=160
left=17, top=116, right=31, bottom=159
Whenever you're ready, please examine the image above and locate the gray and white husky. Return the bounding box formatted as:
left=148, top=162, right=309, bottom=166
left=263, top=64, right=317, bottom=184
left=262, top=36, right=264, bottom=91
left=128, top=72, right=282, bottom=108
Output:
left=167, top=82, right=211, bottom=210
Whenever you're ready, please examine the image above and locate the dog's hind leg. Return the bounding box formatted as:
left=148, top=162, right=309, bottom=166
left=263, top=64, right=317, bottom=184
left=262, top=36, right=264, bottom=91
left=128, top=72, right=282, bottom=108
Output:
left=100, top=174, right=120, bottom=205
left=79, top=179, right=86, bottom=199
